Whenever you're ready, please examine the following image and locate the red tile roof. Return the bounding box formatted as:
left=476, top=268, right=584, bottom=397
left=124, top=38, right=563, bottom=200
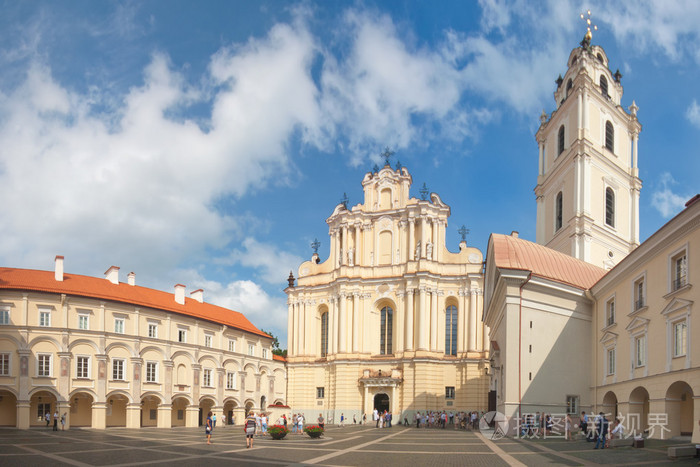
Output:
left=490, top=234, right=606, bottom=290
left=0, top=267, right=271, bottom=339
left=272, top=354, right=287, bottom=362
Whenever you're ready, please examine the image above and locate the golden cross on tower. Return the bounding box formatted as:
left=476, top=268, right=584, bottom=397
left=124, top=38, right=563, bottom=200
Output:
left=580, top=9, right=598, bottom=44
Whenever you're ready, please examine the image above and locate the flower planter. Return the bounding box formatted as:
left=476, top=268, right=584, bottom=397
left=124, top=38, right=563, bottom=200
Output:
left=267, top=425, right=290, bottom=440
left=304, top=425, right=324, bottom=438
left=270, top=431, right=288, bottom=440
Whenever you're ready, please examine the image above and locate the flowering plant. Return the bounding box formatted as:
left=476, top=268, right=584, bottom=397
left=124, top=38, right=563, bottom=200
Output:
left=304, top=425, right=324, bottom=438
left=267, top=424, right=290, bottom=440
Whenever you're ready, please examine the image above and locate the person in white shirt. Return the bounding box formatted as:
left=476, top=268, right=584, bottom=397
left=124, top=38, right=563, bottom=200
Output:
left=297, top=414, right=304, bottom=434
left=610, top=418, right=625, bottom=439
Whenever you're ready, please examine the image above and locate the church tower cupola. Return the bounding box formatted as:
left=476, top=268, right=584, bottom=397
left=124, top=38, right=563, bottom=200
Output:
left=534, top=18, right=642, bottom=269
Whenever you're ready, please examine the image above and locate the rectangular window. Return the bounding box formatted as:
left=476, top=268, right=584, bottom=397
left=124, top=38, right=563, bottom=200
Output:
left=145, top=361, right=157, bottom=383
left=228, top=339, right=236, bottom=352
left=634, top=279, right=645, bottom=310
left=226, top=372, right=236, bottom=390
left=248, top=344, right=255, bottom=357
left=262, top=348, right=269, bottom=359
left=606, top=299, right=615, bottom=326
left=566, top=395, right=580, bottom=414
left=178, top=329, right=187, bottom=343
left=148, top=323, right=157, bottom=338
left=203, top=369, right=212, bottom=387
left=204, top=334, right=213, bottom=348
left=150, top=409, right=157, bottom=420
left=38, top=354, right=51, bottom=377
left=76, top=356, right=90, bottom=379
left=39, top=310, right=51, bottom=327
left=114, top=317, right=125, bottom=334
left=445, top=386, right=456, bottom=399
left=674, top=321, right=687, bottom=357
left=0, top=308, right=9, bottom=325
left=112, top=359, right=124, bottom=380
left=607, top=348, right=615, bottom=375
left=635, top=335, right=646, bottom=367
left=0, top=353, right=9, bottom=376
left=78, top=314, right=89, bottom=330
left=316, top=387, right=325, bottom=399
left=673, top=252, right=688, bottom=290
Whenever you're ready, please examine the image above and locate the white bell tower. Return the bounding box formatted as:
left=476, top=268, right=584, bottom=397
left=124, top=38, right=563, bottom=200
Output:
left=534, top=24, right=642, bottom=269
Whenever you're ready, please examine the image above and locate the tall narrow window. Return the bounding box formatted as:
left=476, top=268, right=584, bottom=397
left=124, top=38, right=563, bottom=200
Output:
left=226, top=371, right=237, bottom=389
left=112, top=359, right=124, bottom=380
left=320, top=312, right=329, bottom=357
left=674, top=321, right=687, bottom=357
left=380, top=306, right=393, bottom=355
left=145, top=362, right=157, bottom=383
left=599, top=75, right=608, bottom=97
left=607, top=348, right=615, bottom=375
left=37, top=354, right=51, bottom=377
left=606, top=298, right=615, bottom=326
left=635, top=335, right=646, bottom=367
left=555, top=192, right=563, bottom=231
left=445, top=305, right=457, bottom=356
left=673, top=252, right=688, bottom=290
left=558, top=125, right=565, bottom=156
left=0, top=353, right=9, bottom=376
left=76, top=356, right=90, bottom=379
left=605, top=121, right=614, bottom=152
left=605, top=187, right=615, bottom=227
left=634, top=278, right=645, bottom=310
left=566, top=79, right=573, bottom=97
left=78, top=314, right=89, bottom=330
left=0, top=308, right=10, bottom=325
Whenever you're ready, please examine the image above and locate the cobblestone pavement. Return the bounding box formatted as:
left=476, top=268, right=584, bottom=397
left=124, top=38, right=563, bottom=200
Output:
left=0, top=425, right=697, bottom=466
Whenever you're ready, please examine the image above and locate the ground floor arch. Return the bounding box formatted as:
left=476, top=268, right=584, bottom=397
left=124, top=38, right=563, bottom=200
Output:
left=106, top=394, right=128, bottom=427
left=171, top=396, right=189, bottom=427
left=30, top=390, right=58, bottom=427
left=223, top=399, right=238, bottom=425
left=665, top=381, right=694, bottom=437
left=70, top=392, right=93, bottom=427
left=629, top=386, right=650, bottom=435
left=245, top=400, right=254, bottom=417
left=199, top=397, right=215, bottom=426
left=0, top=390, right=17, bottom=427
left=141, top=395, right=161, bottom=427
left=601, top=391, right=618, bottom=418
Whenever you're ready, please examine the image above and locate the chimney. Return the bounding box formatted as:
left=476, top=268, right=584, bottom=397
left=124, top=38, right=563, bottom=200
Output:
left=105, top=266, right=120, bottom=285
left=174, top=284, right=186, bottom=305
left=54, top=256, right=64, bottom=282
left=510, top=231, right=519, bottom=238
left=190, top=289, right=204, bottom=303
left=127, top=272, right=136, bottom=286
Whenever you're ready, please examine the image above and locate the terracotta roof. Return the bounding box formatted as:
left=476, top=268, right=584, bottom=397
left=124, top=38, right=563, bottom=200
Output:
left=272, top=354, right=287, bottom=362
left=490, top=234, right=606, bottom=290
left=0, top=267, right=270, bottom=339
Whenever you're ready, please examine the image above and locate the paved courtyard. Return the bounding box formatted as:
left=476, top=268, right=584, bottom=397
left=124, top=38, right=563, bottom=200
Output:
left=0, top=424, right=697, bottom=467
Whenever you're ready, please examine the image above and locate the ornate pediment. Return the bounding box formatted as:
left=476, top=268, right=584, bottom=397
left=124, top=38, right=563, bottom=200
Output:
left=660, top=297, right=693, bottom=316
left=599, top=331, right=618, bottom=345
left=625, top=316, right=650, bottom=333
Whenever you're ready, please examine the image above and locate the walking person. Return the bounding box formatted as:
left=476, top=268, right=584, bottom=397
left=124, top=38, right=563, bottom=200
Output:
left=244, top=412, right=257, bottom=448
left=297, top=413, right=304, bottom=434
left=340, top=413, right=344, bottom=427
left=261, top=413, right=268, bottom=435
left=594, top=412, right=608, bottom=449
left=212, top=413, right=217, bottom=429
left=45, top=412, right=50, bottom=427
left=60, top=413, right=66, bottom=431
left=53, top=410, right=59, bottom=431
left=580, top=411, right=589, bottom=441
left=205, top=411, right=213, bottom=445
left=565, top=413, right=573, bottom=441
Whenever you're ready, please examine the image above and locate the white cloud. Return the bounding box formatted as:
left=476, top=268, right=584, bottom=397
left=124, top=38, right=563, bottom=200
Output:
left=602, top=0, right=700, bottom=63
left=651, top=172, right=690, bottom=217
left=686, top=100, right=700, bottom=127
left=223, top=237, right=305, bottom=285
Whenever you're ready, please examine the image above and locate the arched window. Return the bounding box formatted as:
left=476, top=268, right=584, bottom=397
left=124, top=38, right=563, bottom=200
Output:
left=605, top=188, right=615, bottom=228
left=380, top=306, right=393, bottom=355
left=605, top=121, right=614, bottom=152
left=597, top=53, right=604, bottom=63
left=445, top=305, right=458, bottom=356
left=599, top=75, right=608, bottom=97
left=566, top=79, right=573, bottom=97
left=320, top=312, right=329, bottom=357
left=558, top=125, right=565, bottom=156
left=555, top=192, right=563, bottom=231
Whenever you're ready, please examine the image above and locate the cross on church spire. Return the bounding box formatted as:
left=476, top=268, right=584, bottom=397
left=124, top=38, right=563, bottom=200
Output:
left=580, top=10, right=598, bottom=49
left=381, top=147, right=395, bottom=167
left=458, top=225, right=470, bottom=242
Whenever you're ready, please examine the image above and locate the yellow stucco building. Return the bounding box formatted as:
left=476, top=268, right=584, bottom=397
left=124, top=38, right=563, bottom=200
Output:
left=0, top=257, right=286, bottom=429
left=286, top=164, right=489, bottom=422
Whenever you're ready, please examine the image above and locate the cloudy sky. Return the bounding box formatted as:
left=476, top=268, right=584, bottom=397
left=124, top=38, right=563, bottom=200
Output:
left=1, top=0, right=698, bottom=346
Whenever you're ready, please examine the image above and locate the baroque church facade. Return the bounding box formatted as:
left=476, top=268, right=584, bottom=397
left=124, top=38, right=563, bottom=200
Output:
left=285, top=165, right=489, bottom=421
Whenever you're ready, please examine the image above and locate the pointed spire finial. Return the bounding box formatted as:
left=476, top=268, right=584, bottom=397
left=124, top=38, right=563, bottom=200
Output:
left=580, top=10, right=598, bottom=49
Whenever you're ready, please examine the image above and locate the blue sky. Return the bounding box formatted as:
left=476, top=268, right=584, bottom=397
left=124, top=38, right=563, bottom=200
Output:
left=1, top=1, right=698, bottom=346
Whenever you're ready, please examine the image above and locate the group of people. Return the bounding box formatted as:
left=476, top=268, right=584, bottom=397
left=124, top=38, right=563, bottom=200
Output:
left=44, top=411, right=66, bottom=431
left=580, top=411, right=625, bottom=449
left=411, top=410, right=481, bottom=430
left=372, top=409, right=393, bottom=428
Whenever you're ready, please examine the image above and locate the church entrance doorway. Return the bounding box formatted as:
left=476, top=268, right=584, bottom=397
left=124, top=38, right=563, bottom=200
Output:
left=373, top=393, right=389, bottom=413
